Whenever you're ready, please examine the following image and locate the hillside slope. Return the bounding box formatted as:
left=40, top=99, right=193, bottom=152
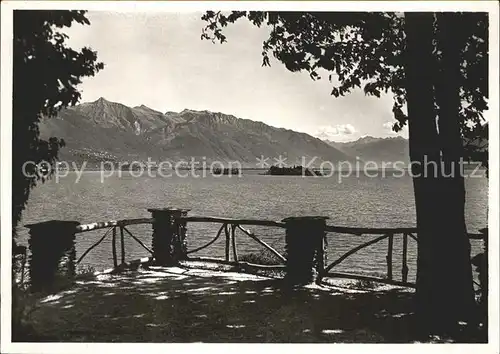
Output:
left=326, top=136, right=410, bottom=165
left=39, top=98, right=353, bottom=167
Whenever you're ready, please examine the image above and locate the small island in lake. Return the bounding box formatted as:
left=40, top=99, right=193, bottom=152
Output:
left=264, top=165, right=323, bottom=176
left=212, top=167, right=241, bottom=175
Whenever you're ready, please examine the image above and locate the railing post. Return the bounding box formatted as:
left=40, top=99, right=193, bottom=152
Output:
left=26, top=220, right=80, bottom=292
left=231, top=224, right=238, bottom=263
left=402, top=233, right=408, bottom=283
left=120, top=226, right=126, bottom=264
left=112, top=227, right=118, bottom=268
left=386, top=233, right=394, bottom=280
left=224, top=224, right=230, bottom=261
left=148, top=208, right=189, bottom=266
left=282, top=216, right=328, bottom=286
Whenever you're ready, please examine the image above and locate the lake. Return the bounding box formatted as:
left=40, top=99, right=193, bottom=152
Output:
left=19, top=170, right=488, bottom=282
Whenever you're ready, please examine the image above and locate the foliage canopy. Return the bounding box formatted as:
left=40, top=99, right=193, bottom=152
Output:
left=201, top=11, right=488, bottom=164
left=13, top=10, right=104, bottom=230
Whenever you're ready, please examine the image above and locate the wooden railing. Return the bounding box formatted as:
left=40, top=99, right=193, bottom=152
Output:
left=178, top=217, right=483, bottom=288
left=321, top=232, right=417, bottom=288
left=24, top=209, right=486, bottom=292
left=182, top=219, right=287, bottom=271
left=75, top=221, right=154, bottom=268
left=179, top=219, right=421, bottom=288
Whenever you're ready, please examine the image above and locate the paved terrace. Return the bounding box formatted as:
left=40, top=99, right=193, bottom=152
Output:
left=25, top=265, right=420, bottom=343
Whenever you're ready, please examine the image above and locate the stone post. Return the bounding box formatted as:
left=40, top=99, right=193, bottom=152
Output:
left=282, top=216, right=328, bottom=286
left=26, top=220, right=80, bottom=292
left=148, top=208, right=190, bottom=266
left=172, top=208, right=190, bottom=261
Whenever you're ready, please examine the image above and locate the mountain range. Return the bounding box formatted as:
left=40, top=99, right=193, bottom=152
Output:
left=326, top=136, right=410, bottom=165
left=40, top=97, right=362, bottom=168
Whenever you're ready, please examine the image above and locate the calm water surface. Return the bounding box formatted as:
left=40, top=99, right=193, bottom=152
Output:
left=19, top=170, right=488, bottom=281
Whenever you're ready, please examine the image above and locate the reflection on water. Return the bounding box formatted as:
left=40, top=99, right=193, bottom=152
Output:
left=19, top=170, right=488, bottom=281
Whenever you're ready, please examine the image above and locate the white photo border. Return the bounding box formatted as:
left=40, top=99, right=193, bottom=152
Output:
left=1, top=1, right=498, bottom=353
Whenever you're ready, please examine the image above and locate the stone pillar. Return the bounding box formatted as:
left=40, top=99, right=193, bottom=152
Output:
left=148, top=208, right=190, bottom=266
left=282, top=216, right=328, bottom=286
left=172, top=208, right=190, bottom=261
left=26, top=220, right=80, bottom=292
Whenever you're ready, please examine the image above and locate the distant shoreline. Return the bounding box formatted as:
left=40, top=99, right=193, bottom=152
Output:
left=55, top=166, right=487, bottom=173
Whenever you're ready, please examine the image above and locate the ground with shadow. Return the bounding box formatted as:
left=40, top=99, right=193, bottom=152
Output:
left=19, top=265, right=426, bottom=343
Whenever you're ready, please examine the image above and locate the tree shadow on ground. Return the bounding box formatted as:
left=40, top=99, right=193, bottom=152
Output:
left=21, top=266, right=469, bottom=343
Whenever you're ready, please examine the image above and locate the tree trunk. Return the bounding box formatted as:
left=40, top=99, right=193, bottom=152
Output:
left=404, top=12, right=475, bottom=335
left=404, top=12, right=441, bottom=333
left=434, top=12, right=476, bottom=325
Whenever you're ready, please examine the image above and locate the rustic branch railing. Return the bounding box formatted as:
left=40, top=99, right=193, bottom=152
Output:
left=186, top=223, right=225, bottom=254
left=180, top=220, right=288, bottom=269
left=174, top=215, right=482, bottom=288
left=320, top=232, right=415, bottom=286
left=25, top=211, right=486, bottom=292
left=236, top=225, right=286, bottom=263
left=76, top=227, right=113, bottom=265
left=323, top=234, right=390, bottom=273
left=76, top=224, right=153, bottom=267
left=75, top=218, right=154, bottom=233
left=181, top=216, right=285, bottom=228
left=122, top=226, right=154, bottom=255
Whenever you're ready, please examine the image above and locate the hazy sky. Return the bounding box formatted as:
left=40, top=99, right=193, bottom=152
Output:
left=64, top=11, right=408, bottom=142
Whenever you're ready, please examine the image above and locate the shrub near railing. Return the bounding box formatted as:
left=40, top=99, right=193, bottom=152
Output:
left=239, top=249, right=285, bottom=266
